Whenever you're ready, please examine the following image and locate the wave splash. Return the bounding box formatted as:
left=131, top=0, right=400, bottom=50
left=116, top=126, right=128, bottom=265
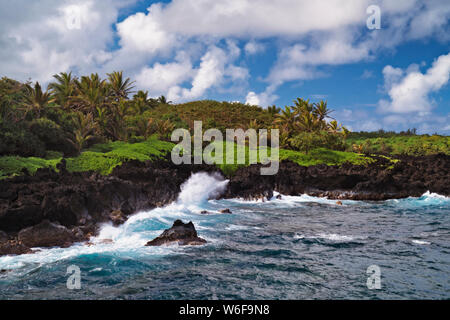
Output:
left=0, top=172, right=229, bottom=270
left=96, top=171, right=228, bottom=244
left=178, top=172, right=229, bottom=207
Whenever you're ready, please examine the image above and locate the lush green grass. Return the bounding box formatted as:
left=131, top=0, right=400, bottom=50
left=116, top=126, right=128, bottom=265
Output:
left=201, top=141, right=376, bottom=175
left=66, top=136, right=174, bottom=175
left=1, top=136, right=425, bottom=179
left=0, top=156, right=61, bottom=180
left=279, top=148, right=376, bottom=166
left=346, top=135, right=450, bottom=155
left=0, top=136, right=174, bottom=178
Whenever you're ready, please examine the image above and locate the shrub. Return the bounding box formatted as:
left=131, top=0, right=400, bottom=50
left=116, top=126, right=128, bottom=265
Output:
left=290, top=131, right=345, bottom=154
left=0, top=119, right=46, bottom=157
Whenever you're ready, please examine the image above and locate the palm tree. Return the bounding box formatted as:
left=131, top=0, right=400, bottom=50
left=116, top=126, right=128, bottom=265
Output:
left=279, top=131, right=290, bottom=148
left=48, top=72, right=76, bottom=109
left=133, top=117, right=155, bottom=139
left=132, top=90, right=154, bottom=114
left=247, top=119, right=260, bottom=130
left=292, top=98, right=312, bottom=116
left=73, top=73, right=110, bottom=114
left=157, top=95, right=172, bottom=104
left=95, top=106, right=109, bottom=136
left=295, top=112, right=317, bottom=132
left=341, top=126, right=350, bottom=140
left=156, top=119, right=175, bottom=138
left=67, top=112, right=95, bottom=153
left=21, top=82, right=52, bottom=117
left=313, top=100, right=334, bottom=121
left=327, top=120, right=340, bottom=134
left=274, top=106, right=296, bottom=134
left=107, top=71, right=135, bottom=100
left=106, top=99, right=132, bottom=141
left=267, top=105, right=281, bottom=116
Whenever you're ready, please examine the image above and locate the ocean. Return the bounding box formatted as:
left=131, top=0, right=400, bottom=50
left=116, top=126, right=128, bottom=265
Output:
left=0, top=172, right=449, bottom=299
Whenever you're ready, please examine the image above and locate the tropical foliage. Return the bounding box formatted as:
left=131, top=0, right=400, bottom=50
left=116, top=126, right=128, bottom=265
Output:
left=0, top=72, right=448, bottom=179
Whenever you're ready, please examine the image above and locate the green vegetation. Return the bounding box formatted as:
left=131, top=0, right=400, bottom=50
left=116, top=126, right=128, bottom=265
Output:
left=201, top=141, right=375, bottom=175
left=66, top=136, right=173, bottom=175
left=347, top=134, right=450, bottom=156
left=0, top=137, right=174, bottom=179
left=0, top=72, right=448, bottom=180
left=0, top=156, right=61, bottom=180
left=279, top=148, right=375, bottom=167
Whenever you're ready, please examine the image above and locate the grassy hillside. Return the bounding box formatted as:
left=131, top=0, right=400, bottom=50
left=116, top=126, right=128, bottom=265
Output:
left=346, top=135, right=450, bottom=155
left=1, top=137, right=381, bottom=179
left=145, top=100, right=274, bottom=131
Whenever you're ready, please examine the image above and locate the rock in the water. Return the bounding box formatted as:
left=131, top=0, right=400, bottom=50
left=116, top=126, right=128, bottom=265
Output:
left=145, top=220, right=206, bottom=246
left=18, top=220, right=81, bottom=248
left=110, top=209, right=127, bottom=226
left=336, top=201, right=343, bottom=205
left=276, top=194, right=282, bottom=200
left=0, top=240, right=32, bottom=256
left=200, top=210, right=210, bottom=214
left=219, top=208, right=232, bottom=214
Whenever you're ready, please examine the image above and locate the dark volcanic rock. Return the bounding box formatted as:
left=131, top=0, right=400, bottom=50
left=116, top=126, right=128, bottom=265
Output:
left=0, top=156, right=219, bottom=255
left=219, top=208, right=232, bottom=214
left=0, top=153, right=448, bottom=256
left=0, top=230, right=8, bottom=242
left=145, top=220, right=207, bottom=246
left=18, top=220, right=82, bottom=248
left=0, top=240, right=33, bottom=256
left=223, top=154, right=450, bottom=200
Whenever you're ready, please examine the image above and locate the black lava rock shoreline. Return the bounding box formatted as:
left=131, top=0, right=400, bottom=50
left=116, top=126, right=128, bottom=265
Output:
left=0, top=154, right=449, bottom=256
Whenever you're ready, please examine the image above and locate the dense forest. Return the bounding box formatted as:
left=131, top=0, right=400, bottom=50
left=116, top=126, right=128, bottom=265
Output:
left=0, top=72, right=449, bottom=179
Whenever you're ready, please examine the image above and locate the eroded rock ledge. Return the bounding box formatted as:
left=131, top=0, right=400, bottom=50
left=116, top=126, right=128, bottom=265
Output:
left=0, top=154, right=448, bottom=255
left=223, top=154, right=449, bottom=201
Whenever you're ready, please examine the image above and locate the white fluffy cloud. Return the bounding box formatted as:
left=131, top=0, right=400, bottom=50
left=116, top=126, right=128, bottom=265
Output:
left=1, top=0, right=450, bottom=109
left=244, top=41, right=265, bottom=55
left=245, top=90, right=278, bottom=107
left=116, top=4, right=175, bottom=55
left=136, top=45, right=247, bottom=102
left=378, top=52, right=450, bottom=114
left=135, top=53, right=193, bottom=97
left=0, top=0, right=131, bottom=83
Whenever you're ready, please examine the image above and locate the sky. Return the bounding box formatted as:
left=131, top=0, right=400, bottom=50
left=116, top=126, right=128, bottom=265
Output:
left=0, top=0, right=449, bottom=134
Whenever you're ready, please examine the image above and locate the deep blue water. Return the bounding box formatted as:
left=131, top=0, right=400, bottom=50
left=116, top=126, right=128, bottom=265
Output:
left=0, top=173, right=449, bottom=299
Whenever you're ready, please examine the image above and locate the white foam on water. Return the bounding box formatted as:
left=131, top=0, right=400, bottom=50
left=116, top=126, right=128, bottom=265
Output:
left=178, top=172, right=229, bottom=207
left=412, top=239, right=431, bottom=245
left=294, top=232, right=367, bottom=242
left=420, top=191, right=448, bottom=200
left=227, top=191, right=358, bottom=206
left=0, top=172, right=229, bottom=271
left=386, top=191, right=449, bottom=207
left=316, top=233, right=361, bottom=242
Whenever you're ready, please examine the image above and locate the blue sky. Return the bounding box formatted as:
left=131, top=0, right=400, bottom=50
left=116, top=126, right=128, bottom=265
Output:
left=1, top=0, right=449, bottom=133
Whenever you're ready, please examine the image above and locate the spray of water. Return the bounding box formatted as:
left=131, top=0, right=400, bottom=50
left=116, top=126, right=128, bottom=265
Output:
left=178, top=172, right=229, bottom=206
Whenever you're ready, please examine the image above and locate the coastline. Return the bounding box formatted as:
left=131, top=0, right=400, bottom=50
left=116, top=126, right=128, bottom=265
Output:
left=0, top=153, right=449, bottom=256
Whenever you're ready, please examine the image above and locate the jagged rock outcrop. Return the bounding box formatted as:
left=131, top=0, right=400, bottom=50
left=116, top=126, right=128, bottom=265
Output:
left=223, top=154, right=449, bottom=200
left=145, top=220, right=206, bottom=246
left=0, top=153, right=448, bottom=256
left=0, top=157, right=217, bottom=255
left=17, top=220, right=83, bottom=248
